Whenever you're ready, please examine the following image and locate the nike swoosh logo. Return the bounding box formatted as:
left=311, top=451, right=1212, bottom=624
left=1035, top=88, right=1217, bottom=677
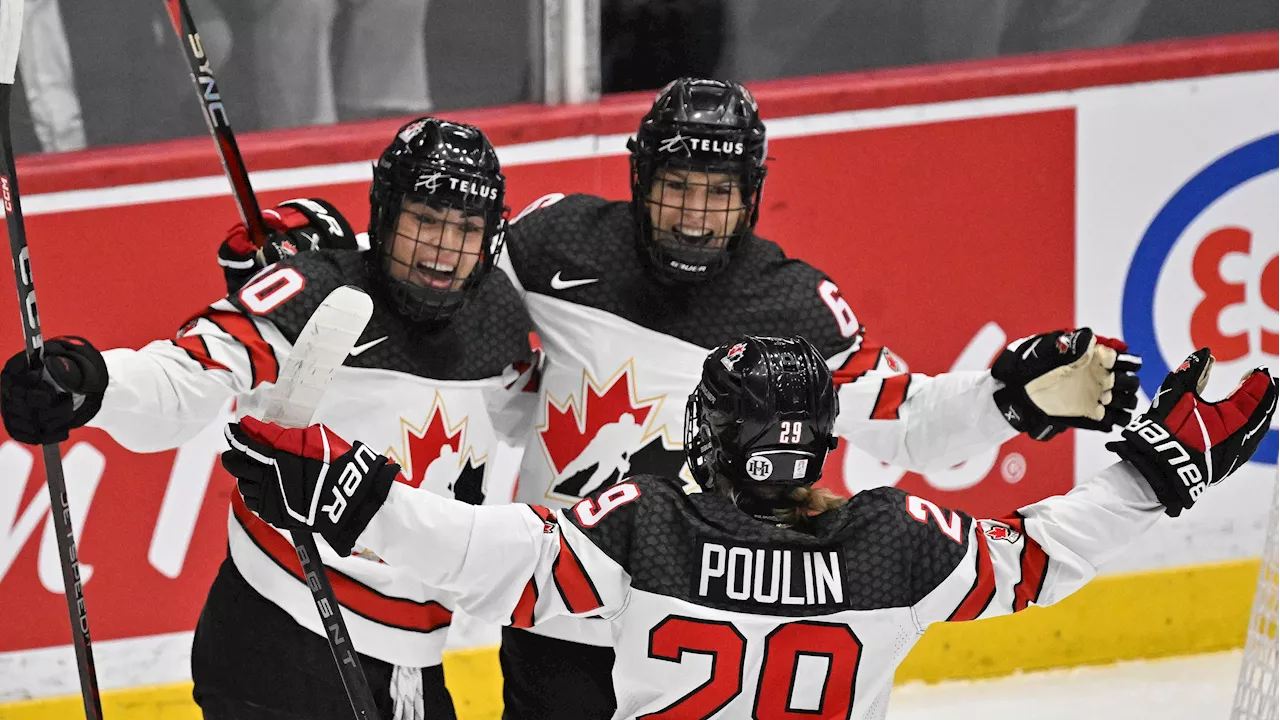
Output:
left=550, top=271, right=598, bottom=290
left=349, top=336, right=388, bottom=357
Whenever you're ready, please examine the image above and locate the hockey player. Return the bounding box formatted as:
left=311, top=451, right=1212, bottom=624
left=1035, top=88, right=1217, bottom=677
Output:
left=222, top=335, right=1277, bottom=720
left=0, top=118, right=538, bottom=720
left=494, top=77, right=1142, bottom=717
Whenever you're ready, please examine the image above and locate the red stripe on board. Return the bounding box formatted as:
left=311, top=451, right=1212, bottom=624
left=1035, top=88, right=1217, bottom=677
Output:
left=948, top=529, right=997, bottom=622
left=12, top=34, right=1274, bottom=193
left=1006, top=514, right=1050, bottom=612
left=171, top=336, right=228, bottom=372
left=204, top=310, right=279, bottom=387
left=230, top=494, right=452, bottom=633
left=870, top=374, right=911, bottom=420
left=552, top=535, right=604, bottom=614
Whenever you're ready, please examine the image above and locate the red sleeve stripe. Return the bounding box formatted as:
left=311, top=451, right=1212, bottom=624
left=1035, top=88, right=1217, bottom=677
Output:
left=552, top=534, right=604, bottom=614
left=1007, top=513, right=1050, bottom=612
left=203, top=310, right=279, bottom=388
left=528, top=505, right=555, bottom=522
left=832, top=346, right=882, bottom=386
left=510, top=578, right=539, bottom=629
left=947, top=527, right=996, bottom=622
left=870, top=374, right=912, bottom=420
left=231, top=493, right=452, bottom=633
left=171, top=335, right=229, bottom=372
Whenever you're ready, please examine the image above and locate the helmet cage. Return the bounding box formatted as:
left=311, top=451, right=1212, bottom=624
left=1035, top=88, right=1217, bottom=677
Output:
left=629, top=79, right=768, bottom=285
left=368, top=119, right=509, bottom=325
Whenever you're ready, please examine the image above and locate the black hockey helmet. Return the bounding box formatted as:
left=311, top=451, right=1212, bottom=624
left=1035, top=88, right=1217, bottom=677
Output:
left=369, top=117, right=509, bottom=324
left=629, top=78, right=768, bottom=285
left=685, top=336, right=838, bottom=518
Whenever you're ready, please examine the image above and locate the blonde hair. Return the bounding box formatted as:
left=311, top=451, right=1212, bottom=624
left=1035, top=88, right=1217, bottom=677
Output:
left=775, top=485, right=848, bottom=527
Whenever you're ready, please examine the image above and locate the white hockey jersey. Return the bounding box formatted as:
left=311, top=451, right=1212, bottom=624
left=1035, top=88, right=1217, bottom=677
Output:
left=499, top=193, right=1016, bottom=645
left=354, top=461, right=1164, bottom=719
left=88, top=250, right=539, bottom=667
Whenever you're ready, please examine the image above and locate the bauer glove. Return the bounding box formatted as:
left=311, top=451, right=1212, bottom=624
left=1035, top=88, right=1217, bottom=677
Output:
left=222, top=417, right=398, bottom=555
left=1107, top=348, right=1277, bottom=517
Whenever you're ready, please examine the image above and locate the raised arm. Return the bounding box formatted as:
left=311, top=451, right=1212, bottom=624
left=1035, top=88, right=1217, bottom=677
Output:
left=830, top=328, right=1140, bottom=472
left=910, top=350, right=1276, bottom=627
left=221, top=418, right=635, bottom=628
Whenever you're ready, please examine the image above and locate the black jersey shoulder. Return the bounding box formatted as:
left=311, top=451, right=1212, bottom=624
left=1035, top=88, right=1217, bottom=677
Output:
left=231, top=250, right=534, bottom=381
left=505, top=196, right=856, bottom=358
left=505, top=193, right=638, bottom=295
left=568, top=479, right=971, bottom=617
left=564, top=473, right=688, bottom=572
left=821, top=486, right=973, bottom=609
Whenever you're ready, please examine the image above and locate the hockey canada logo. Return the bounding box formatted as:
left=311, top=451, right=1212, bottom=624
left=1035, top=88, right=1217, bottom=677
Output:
left=981, top=521, right=1022, bottom=544
left=721, top=342, right=747, bottom=371
left=539, top=361, right=685, bottom=500
left=385, top=395, right=487, bottom=505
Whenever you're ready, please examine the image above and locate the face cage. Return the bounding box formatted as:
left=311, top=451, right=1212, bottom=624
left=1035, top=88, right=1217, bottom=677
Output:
left=631, top=158, right=764, bottom=284
left=372, top=191, right=506, bottom=325
left=684, top=391, right=716, bottom=489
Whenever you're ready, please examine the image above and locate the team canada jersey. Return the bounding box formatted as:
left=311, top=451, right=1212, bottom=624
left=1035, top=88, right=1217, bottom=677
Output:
left=88, top=250, right=538, bottom=667
left=356, top=461, right=1164, bottom=719
left=499, top=193, right=1016, bottom=645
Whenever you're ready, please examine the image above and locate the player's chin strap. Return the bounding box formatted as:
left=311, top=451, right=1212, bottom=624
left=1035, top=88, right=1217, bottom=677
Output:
left=389, top=664, right=424, bottom=720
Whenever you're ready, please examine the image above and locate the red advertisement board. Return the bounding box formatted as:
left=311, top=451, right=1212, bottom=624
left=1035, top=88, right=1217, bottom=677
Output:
left=0, top=107, right=1074, bottom=653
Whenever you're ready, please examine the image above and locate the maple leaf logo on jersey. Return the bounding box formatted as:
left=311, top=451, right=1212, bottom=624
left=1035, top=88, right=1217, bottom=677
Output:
left=539, top=360, right=685, bottom=500
left=386, top=394, right=488, bottom=505
left=982, top=521, right=1022, bottom=544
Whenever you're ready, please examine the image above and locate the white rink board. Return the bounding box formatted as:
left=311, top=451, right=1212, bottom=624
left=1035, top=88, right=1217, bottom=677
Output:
left=1073, top=70, right=1280, bottom=573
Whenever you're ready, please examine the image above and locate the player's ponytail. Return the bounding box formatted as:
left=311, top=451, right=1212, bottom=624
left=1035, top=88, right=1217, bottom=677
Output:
left=775, top=486, right=847, bottom=527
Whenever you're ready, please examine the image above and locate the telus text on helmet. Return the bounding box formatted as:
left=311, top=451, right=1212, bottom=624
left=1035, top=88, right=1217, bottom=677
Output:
left=657, top=133, right=745, bottom=157
left=414, top=172, right=499, bottom=201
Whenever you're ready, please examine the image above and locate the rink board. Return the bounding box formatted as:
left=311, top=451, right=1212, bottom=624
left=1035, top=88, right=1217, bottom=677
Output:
left=0, top=32, right=1275, bottom=716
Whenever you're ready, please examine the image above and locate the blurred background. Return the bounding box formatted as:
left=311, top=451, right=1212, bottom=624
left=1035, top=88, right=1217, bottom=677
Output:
left=7, top=0, right=1277, bottom=155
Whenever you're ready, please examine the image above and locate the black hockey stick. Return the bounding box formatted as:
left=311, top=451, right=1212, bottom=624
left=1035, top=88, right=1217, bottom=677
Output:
left=0, top=2, right=104, bottom=718
left=161, top=0, right=268, bottom=247
left=161, top=2, right=380, bottom=717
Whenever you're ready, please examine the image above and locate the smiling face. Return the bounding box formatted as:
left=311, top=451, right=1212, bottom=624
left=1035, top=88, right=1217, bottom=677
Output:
left=384, top=199, right=487, bottom=291
left=646, top=168, right=748, bottom=246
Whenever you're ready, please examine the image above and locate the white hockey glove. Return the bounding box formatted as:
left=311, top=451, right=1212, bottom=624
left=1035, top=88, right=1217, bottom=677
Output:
left=991, top=328, right=1142, bottom=441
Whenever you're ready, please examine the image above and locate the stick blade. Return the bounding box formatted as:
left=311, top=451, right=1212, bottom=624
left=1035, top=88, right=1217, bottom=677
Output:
left=262, top=286, right=373, bottom=429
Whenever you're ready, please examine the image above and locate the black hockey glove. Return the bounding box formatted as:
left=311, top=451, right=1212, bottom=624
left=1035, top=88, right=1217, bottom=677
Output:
left=1107, top=348, right=1277, bottom=518
left=222, top=417, right=399, bottom=555
left=991, top=328, right=1142, bottom=441
left=1, top=337, right=108, bottom=445
left=218, top=198, right=359, bottom=293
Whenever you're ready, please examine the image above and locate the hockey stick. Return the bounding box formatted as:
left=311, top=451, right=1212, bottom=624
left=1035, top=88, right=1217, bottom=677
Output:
left=258, top=286, right=380, bottom=719
left=160, top=4, right=381, bottom=715
left=161, top=0, right=268, bottom=247
left=0, top=2, right=104, bottom=718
